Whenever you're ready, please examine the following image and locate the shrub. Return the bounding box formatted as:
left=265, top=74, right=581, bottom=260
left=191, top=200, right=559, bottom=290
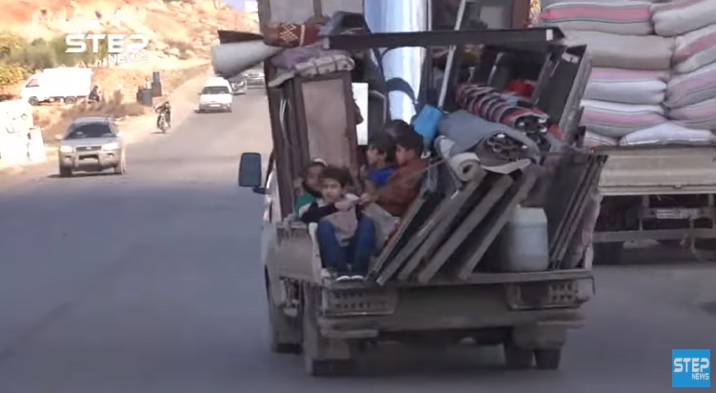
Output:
left=0, top=63, right=26, bottom=87
left=8, top=44, right=57, bottom=71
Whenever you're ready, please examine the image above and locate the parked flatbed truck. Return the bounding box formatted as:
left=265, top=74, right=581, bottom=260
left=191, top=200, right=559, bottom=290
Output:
left=227, top=1, right=602, bottom=377
left=593, top=145, right=716, bottom=264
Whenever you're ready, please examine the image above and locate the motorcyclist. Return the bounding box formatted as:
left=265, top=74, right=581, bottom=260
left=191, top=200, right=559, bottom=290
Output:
left=155, top=101, right=171, bottom=129
left=88, top=86, right=100, bottom=103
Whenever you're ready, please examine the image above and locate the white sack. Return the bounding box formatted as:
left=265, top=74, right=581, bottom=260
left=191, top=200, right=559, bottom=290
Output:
left=564, top=31, right=674, bottom=70
left=619, top=121, right=716, bottom=146
left=584, top=130, right=619, bottom=147
left=581, top=99, right=667, bottom=138
left=585, top=68, right=668, bottom=105
left=666, top=61, right=716, bottom=109
left=673, top=24, right=716, bottom=74
left=652, top=0, right=716, bottom=37
left=669, top=96, right=716, bottom=130
left=539, top=1, right=653, bottom=36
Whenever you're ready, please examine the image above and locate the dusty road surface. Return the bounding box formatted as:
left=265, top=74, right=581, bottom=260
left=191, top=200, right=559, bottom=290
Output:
left=0, top=90, right=715, bottom=392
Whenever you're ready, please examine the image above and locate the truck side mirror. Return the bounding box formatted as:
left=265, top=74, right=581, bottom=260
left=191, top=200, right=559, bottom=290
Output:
left=54, top=134, right=62, bottom=142
left=238, top=152, right=263, bottom=192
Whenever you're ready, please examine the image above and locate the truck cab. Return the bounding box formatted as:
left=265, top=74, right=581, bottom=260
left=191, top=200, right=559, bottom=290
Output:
left=232, top=0, right=602, bottom=377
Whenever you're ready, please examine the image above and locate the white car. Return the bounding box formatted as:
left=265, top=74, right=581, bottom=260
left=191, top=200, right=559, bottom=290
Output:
left=197, top=77, right=233, bottom=113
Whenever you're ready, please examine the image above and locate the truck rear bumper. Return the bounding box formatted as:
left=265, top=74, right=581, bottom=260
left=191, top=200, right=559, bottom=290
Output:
left=316, top=273, right=592, bottom=337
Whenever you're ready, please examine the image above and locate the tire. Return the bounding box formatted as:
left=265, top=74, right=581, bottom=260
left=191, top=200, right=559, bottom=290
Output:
left=593, top=242, right=625, bottom=265
left=59, top=166, right=72, bottom=178
left=302, top=285, right=354, bottom=376
left=29, top=97, right=39, bottom=106
left=503, top=342, right=534, bottom=369
left=534, top=349, right=562, bottom=370
left=64, top=96, right=77, bottom=105
left=227, top=106, right=233, bottom=113
left=267, top=277, right=301, bottom=354
left=113, top=158, right=126, bottom=175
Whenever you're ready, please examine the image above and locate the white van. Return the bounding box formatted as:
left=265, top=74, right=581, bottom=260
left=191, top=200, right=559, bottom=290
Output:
left=197, top=77, right=233, bottom=113
left=21, top=67, right=93, bottom=106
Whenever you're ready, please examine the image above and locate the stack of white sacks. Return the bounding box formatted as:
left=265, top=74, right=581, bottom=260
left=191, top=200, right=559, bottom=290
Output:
left=538, top=0, right=716, bottom=146
left=655, top=0, right=716, bottom=135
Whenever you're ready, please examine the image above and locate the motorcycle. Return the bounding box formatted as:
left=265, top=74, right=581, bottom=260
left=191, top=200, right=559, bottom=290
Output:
left=157, top=112, right=168, bottom=133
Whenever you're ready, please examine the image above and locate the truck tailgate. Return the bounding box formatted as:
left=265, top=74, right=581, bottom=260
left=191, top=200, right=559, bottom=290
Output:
left=597, top=146, right=716, bottom=196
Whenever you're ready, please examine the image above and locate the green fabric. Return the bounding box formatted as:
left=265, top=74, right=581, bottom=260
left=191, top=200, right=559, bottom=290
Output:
left=295, top=193, right=317, bottom=213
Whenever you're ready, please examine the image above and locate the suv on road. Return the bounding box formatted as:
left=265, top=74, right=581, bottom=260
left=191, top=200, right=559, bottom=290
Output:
left=56, top=116, right=127, bottom=177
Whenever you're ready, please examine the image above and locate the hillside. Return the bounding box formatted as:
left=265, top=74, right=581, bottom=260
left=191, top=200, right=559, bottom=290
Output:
left=0, top=0, right=258, bottom=143
left=1, top=0, right=258, bottom=62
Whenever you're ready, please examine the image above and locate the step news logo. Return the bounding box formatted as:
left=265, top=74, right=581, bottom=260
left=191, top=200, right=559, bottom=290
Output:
left=673, top=349, right=710, bottom=388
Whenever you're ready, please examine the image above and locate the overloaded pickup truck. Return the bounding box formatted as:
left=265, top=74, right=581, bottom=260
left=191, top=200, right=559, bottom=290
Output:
left=225, top=0, right=603, bottom=377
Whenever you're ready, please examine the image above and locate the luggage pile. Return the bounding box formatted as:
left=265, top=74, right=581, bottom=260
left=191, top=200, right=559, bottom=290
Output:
left=537, top=0, right=716, bottom=147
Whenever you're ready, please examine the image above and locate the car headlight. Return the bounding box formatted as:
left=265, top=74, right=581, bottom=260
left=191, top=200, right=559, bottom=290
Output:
left=102, top=142, right=119, bottom=151
left=59, top=145, right=73, bottom=153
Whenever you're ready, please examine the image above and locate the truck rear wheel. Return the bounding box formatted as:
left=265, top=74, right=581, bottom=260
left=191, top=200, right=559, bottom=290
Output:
left=302, top=284, right=354, bottom=376
left=266, top=272, right=301, bottom=354
left=534, top=349, right=562, bottom=370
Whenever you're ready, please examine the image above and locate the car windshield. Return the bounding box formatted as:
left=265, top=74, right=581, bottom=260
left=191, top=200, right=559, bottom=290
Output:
left=202, top=86, right=230, bottom=94
left=65, top=122, right=114, bottom=140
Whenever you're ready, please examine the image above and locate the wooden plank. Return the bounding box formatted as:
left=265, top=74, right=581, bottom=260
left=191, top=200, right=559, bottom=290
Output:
left=416, top=174, right=514, bottom=284
left=453, top=166, right=540, bottom=280
left=374, top=191, right=443, bottom=285
left=368, top=188, right=433, bottom=280
left=396, top=172, right=487, bottom=281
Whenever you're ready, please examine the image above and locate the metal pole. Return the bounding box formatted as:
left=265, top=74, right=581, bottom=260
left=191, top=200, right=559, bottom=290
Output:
left=437, top=0, right=468, bottom=109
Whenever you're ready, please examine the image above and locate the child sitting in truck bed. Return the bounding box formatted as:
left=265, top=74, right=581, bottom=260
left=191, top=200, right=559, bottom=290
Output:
left=294, top=159, right=327, bottom=216
left=301, top=166, right=377, bottom=281
left=360, top=128, right=427, bottom=217
left=354, top=132, right=397, bottom=194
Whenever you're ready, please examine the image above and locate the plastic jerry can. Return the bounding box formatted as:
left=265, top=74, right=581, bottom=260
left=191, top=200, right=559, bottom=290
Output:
left=496, top=206, right=550, bottom=272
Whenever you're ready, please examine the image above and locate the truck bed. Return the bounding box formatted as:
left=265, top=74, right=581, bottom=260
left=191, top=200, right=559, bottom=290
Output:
left=596, top=145, right=716, bottom=196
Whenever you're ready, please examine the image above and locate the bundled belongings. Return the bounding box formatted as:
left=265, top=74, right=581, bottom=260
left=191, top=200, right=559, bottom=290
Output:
left=538, top=1, right=654, bottom=36
left=563, top=31, right=673, bottom=70
left=454, top=84, right=555, bottom=141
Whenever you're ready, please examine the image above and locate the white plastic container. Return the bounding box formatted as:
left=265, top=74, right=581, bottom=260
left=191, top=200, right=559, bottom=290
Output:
left=496, top=206, right=550, bottom=272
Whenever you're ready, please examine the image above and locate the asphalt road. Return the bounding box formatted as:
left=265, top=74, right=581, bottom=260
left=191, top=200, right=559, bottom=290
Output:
left=0, top=91, right=715, bottom=392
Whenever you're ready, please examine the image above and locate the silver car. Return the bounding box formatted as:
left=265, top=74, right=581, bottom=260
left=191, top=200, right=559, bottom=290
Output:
left=243, top=67, right=265, bottom=88
left=56, top=116, right=127, bottom=177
